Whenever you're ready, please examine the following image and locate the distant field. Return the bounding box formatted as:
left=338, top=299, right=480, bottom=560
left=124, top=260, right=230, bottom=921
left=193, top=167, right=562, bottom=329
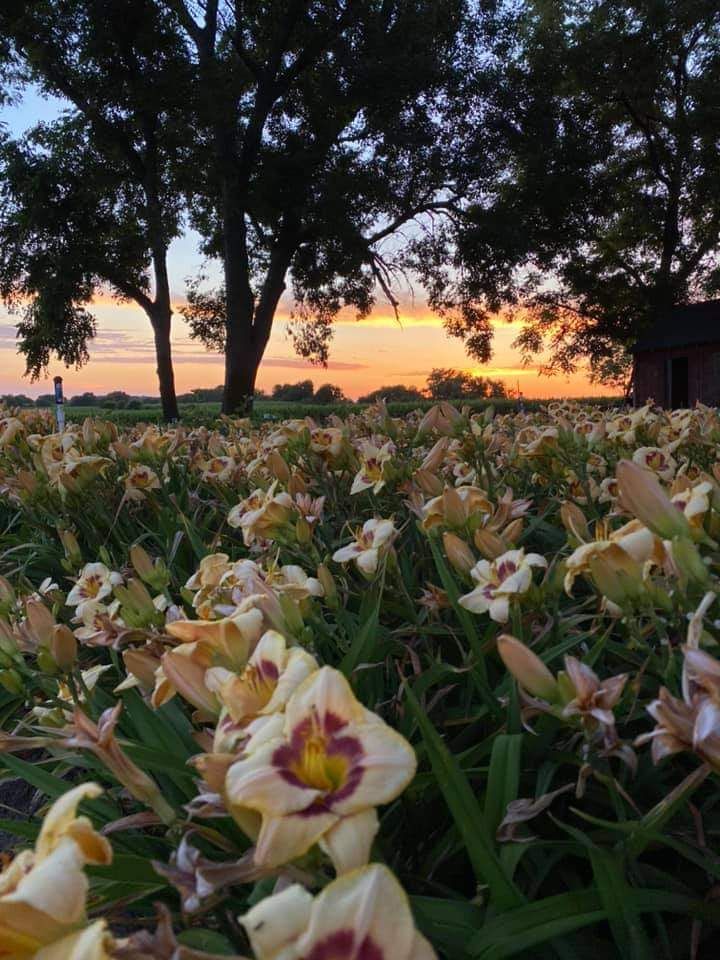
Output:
left=57, top=395, right=624, bottom=425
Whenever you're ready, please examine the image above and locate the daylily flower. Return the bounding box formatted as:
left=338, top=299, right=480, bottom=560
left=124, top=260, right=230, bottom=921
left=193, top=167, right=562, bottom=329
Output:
left=350, top=440, right=394, bottom=495
left=310, top=427, right=345, bottom=459
left=420, top=485, right=493, bottom=533
left=632, top=446, right=677, bottom=482
left=564, top=519, right=663, bottom=594
left=240, top=863, right=436, bottom=960
left=0, top=782, right=112, bottom=958
left=123, top=464, right=162, bottom=501
left=332, top=518, right=397, bottom=577
left=66, top=562, right=122, bottom=607
left=228, top=481, right=296, bottom=545
left=225, top=666, right=417, bottom=872
left=459, top=548, right=546, bottom=623
left=205, top=630, right=318, bottom=726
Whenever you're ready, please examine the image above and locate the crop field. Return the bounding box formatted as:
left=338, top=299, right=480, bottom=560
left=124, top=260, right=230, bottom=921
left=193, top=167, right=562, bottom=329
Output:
left=0, top=399, right=718, bottom=958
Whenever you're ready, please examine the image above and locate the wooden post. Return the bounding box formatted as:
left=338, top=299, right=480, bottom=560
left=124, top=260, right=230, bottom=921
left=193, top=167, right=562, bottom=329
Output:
left=53, top=376, right=65, bottom=432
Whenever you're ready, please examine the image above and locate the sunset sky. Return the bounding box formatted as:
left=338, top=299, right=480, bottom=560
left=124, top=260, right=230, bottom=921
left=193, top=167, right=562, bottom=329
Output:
left=0, top=90, right=613, bottom=401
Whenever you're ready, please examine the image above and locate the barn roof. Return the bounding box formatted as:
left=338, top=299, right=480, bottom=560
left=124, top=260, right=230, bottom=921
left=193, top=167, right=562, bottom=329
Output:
left=633, top=299, right=720, bottom=353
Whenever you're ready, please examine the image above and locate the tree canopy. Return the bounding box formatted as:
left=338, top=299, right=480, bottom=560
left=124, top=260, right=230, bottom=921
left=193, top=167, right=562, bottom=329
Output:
left=441, top=0, right=720, bottom=388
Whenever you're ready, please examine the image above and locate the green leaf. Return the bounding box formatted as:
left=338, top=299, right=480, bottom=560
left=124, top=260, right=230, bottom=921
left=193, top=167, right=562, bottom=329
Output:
left=468, top=889, right=604, bottom=958
left=626, top=763, right=711, bottom=859
left=404, top=683, right=523, bottom=910
left=176, top=930, right=237, bottom=955
left=484, top=733, right=522, bottom=836
left=588, top=847, right=653, bottom=960
left=429, top=540, right=501, bottom=717
left=412, top=896, right=482, bottom=959
left=339, top=583, right=382, bottom=677
left=0, top=754, right=118, bottom=821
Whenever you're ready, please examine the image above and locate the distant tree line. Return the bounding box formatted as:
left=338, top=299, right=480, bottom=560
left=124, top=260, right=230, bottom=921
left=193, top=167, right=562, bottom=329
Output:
left=4, top=367, right=507, bottom=409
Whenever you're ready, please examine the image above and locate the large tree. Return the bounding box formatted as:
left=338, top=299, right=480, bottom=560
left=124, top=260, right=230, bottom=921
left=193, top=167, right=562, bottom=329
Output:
left=0, top=0, right=190, bottom=420
left=437, top=0, right=720, bottom=388
left=165, top=0, right=472, bottom=413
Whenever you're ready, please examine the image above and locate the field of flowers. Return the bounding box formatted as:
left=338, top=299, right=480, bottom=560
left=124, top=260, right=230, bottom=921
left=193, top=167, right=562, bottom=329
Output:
left=0, top=399, right=719, bottom=958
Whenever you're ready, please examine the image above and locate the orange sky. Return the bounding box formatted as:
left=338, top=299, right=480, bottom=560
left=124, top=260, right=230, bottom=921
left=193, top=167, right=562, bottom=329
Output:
left=0, top=295, right=615, bottom=400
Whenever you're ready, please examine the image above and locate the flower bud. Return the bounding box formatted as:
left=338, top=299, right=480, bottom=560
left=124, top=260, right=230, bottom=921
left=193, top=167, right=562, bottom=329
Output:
left=25, top=600, right=56, bottom=649
left=58, top=528, right=82, bottom=567
left=295, top=516, right=312, bottom=545
left=617, top=459, right=690, bottom=540
left=0, top=668, right=23, bottom=695
left=670, top=537, right=711, bottom=586
left=278, top=593, right=304, bottom=635
left=288, top=473, right=307, bottom=497
left=316, top=564, right=337, bottom=604
left=266, top=450, right=290, bottom=483
left=37, top=648, right=59, bottom=674
left=588, top=545, right=643, bottom=604
left=442, top=485, right=466, bottom=528
left=130, top=544, right=155, bottom=580
left=51, top=624, right=78, bottom=671
left=421, top=437, right=450, bottom=472
left=474, top=527, right=506, bottom=560
left=0, top=576, right=15, bottom=606
left=0, top=618, right=17, bottom=657
left=497, top=634, right=559, bottom=701
left=501, top=518, right=524, bottom=545
left=414, top=469, right=444, bottom=497
left=442, top=532, right=475, bottom=576
left=560, top=502, right=589, bottom=543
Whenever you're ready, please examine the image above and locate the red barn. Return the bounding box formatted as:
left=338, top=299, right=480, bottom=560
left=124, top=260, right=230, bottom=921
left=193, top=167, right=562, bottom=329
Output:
left=632, top=299, right=720, bottom=408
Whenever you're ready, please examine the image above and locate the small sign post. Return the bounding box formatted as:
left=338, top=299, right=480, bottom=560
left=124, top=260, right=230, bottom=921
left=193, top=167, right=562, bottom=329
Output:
left=53, top=376, right=65, bottom=432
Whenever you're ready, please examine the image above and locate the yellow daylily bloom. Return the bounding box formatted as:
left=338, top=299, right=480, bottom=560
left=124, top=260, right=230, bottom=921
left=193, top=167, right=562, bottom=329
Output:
left=0, top=783, right=111, bottom=958
left=205, top=630, right=318, bottom=727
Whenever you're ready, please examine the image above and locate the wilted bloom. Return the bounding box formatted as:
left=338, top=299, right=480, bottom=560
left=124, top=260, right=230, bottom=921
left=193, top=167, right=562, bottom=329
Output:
left=240, top=863, right=436, bottom=960
left=205, top=630, right=318, bottom=726
left=66, top=562, right=121, bottom=607
left=0, top=782, right=112, bottom=957
left=560, top=656, right=627, bottom=737
left=225, top=667, right=416, bottom=872
left=636, top=687, right=700, bottom=765
left=459, top=548, right=546, bottom=623
left=64, top=704, right=176, bottom=824
left=123, top=464, right=162, bottom=501
left=332, top=518, right=397, bottom=577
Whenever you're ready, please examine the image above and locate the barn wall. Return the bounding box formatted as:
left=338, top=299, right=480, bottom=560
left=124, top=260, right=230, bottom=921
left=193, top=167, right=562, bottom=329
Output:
left=634, top=343, right=720, bottom=407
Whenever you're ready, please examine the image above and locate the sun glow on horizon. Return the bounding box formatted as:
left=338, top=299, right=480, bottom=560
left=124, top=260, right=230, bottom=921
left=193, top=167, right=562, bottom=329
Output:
left=0, top=297, right=618, bottom=402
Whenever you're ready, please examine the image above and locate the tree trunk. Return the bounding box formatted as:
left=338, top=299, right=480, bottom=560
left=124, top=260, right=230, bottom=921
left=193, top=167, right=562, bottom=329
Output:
left=149, top=304, right=180, bottom=422
left=221, top=201, right=260, bottom=415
